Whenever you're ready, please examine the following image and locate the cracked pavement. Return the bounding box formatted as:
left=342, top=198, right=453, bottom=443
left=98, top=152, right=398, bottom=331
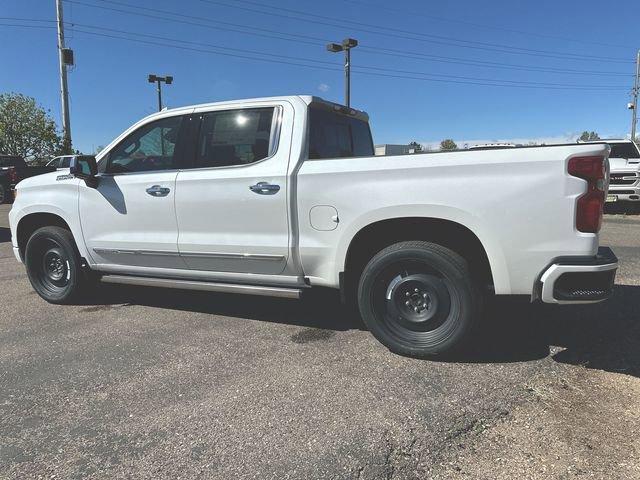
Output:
left=1, top=203, right=639, bottom=479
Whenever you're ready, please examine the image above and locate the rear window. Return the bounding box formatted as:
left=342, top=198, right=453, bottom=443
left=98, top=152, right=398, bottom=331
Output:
left=308, top=107, right=374, bottom=159
left=609, top=143, right=640, bottom=159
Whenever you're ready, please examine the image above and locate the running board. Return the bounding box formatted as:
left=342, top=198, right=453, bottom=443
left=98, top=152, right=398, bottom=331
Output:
left=100, top=275, right=303, bottom=299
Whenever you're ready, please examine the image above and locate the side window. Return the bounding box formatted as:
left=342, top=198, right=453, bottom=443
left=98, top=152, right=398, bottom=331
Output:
left=196, top=107, right=275, bottom=168
left=106, top=116, right=183, bottom=173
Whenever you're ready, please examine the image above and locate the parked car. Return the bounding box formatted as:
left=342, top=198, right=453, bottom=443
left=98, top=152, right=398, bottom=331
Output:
left=46, top=155, right=75, bottom=170
left=8, top=96, right=618, bottom=357
left=0, top=155, right=56, bottom=203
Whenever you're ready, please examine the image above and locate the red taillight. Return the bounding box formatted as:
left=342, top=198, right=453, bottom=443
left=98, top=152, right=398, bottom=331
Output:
left=568, top=156, right=606, bottom=233
left=7, top=167, right=19, bottom=184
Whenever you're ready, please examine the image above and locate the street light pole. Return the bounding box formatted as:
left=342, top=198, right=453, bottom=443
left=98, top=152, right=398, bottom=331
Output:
left=56, top=0, right=72, bottom=152
left=326, top=38, right=358, bottom=107
left=148, top=74, right=174, bottom=111
left=631, top=50, right=640, bottom=143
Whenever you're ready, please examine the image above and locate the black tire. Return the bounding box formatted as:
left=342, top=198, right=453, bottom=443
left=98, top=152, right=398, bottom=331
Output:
left=0, top=184, right=6, bottom=204
left=357, top=241, right=482, bottom=358
left=25, top=226, right=89, bottom=304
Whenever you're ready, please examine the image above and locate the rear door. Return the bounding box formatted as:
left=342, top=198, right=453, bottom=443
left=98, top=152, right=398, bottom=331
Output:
left=175, top=101, right=292, bottom=275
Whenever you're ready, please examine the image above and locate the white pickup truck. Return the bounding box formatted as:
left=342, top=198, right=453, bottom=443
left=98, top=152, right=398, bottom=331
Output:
left=8, top=96, right=618, bottom=357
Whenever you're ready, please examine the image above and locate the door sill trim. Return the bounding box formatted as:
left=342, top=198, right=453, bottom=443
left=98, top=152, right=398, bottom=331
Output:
left=100, top=274, right=303, bottom=299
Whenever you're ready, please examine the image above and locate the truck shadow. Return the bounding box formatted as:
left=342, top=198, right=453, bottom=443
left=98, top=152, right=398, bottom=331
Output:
left=89, top=284, right=365, bottom=332
left=466, top=284, right=640, bottom=378
left=604, top=203, right=640, bottom=215
left=87, top=283, right=639, bottom=377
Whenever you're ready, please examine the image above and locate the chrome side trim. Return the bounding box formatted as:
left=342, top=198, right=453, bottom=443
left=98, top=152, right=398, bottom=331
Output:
left=100, top=275, right=302, bottom=299
left=180, top=251, right=285, bottom=261
left=93, top=248, right=284, bottom=261
left=93, top=248, right=179, bottom=257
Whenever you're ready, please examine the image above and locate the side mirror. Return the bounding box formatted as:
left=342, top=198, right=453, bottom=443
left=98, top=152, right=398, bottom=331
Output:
left=69, top=155, right=98, bottom=187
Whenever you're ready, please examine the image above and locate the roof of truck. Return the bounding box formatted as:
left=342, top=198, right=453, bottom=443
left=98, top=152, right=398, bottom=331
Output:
left=577, top=138, right=633, bottom=144
left=159, top=95, right=369, bottom=121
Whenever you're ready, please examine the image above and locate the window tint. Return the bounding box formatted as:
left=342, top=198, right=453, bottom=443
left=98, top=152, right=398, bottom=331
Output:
left=196, top=108, right=275, bottom=168
left=308, top=107, right=374, bottom=159
left=59, top=157, right=72, bottom=168
left=609, top=143, right=640, bottom=159
left=107, top=116, right=183, bottom=173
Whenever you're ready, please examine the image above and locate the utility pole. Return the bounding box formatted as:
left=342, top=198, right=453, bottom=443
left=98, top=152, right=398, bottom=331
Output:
left=631, top=50, right=640, bottom=143
left=56, top=0, right=72, bottom=153
left=148, top=74, right=173, bottom=111
left=326, top=38, right=358, bottom=107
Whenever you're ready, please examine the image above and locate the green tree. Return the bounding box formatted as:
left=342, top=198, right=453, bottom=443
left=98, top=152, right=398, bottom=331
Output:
left=408, top=141, right=423, bottom=152
left=0, top=93, right=65, bottom=159
left=578, top=131, right=600, bottom=142
left=440, top=139, right=457, bottom=151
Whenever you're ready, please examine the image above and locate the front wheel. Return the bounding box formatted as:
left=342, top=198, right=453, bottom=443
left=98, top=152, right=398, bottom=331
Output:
left=357, top=241, right=482, bottom=358
left=25, top=226, right=90, bottom=304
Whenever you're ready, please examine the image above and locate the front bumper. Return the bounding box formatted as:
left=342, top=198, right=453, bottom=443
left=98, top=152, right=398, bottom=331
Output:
left=607, top=188, right=640, bottom=202
left=538, top=247, right=617, bottom=304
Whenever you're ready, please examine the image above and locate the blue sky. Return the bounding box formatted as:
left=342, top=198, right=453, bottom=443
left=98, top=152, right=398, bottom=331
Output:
left=1, top=0, right=638, bottom=153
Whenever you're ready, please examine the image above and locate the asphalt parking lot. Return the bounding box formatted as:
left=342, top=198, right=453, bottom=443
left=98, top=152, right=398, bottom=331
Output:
left=1, top=202, right=639, bottom=479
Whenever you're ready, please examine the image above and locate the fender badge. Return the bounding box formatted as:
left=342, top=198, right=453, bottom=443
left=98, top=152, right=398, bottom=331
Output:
left=56, top=174, right=74, bottom=181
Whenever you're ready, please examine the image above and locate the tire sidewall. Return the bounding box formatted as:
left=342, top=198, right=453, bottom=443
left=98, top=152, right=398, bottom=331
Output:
left=25, top=226, right=82, bottom=304
left=358, top=244, right=477, bottom=357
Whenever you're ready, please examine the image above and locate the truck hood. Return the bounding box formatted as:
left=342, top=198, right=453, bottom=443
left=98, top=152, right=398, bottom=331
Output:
left=15, top=170, right=74, bottom=189
left=609, top=157, right=640, bottom=172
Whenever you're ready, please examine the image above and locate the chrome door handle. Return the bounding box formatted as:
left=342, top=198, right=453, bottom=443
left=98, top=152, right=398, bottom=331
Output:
left=249, top=182, right=280, bottom=195
left=146, top=185, right=171, bottom=197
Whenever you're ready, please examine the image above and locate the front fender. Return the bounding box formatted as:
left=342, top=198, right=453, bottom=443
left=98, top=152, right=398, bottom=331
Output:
left=10, top=179, right=88, bottom=260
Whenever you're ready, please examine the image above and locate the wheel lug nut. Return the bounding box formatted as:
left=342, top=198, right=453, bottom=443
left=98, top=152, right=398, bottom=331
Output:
left=414, top=307, right=419, bottom=312
left=405, top=301, right=410, bottom=306
left=405, top=292, right=410, bottom=297
left=414, top=288, right=419, bottom=292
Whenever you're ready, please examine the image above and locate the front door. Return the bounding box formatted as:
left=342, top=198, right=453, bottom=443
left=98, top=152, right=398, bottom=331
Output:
left=175, top=103, right=292, bottom=275
left=80, top=114, right=188, bottom=270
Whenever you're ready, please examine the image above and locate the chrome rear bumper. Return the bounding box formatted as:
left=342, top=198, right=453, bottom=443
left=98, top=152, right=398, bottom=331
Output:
left=538, top=247, right=617, bottom=304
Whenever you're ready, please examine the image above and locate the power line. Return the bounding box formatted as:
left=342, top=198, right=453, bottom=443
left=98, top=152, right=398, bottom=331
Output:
left=56, top=26, right=627, bottom=90
left=0, top=18, right=630, bottom=90
left=56, top=2, right=634, bottom=77
left=64, top=0, right=327, bottom=47
left=339, top=0, right=632, bottom=50
left=195, top=0, right=634, bottom=63
left=65, top=22, right=628, bottom=88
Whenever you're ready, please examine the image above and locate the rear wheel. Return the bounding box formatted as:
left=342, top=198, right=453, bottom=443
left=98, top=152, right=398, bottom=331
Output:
left=357, top=241, right=481, bottom=358
left=25, top=226, right=89, bottom=304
